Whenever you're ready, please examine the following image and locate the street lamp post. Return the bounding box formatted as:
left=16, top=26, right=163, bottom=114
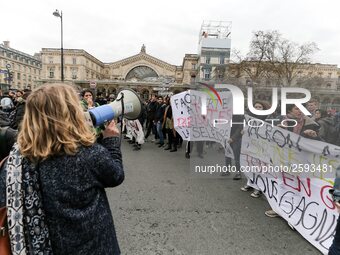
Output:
left=53, top=9, right=64, bottom=82
left=5, top=64, right=12, bottom=88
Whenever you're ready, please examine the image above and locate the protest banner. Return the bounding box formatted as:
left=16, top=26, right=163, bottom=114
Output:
left=240, top=115, right=340, bottom=254
left=170, top=90, right=233, bottom=156
left=125, top=119, right=145, bottom=144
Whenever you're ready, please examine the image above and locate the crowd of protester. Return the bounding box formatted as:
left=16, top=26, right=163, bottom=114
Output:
left=122, top=94, right=183, bottom=152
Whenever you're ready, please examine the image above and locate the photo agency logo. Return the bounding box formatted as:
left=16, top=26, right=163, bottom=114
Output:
left=199, top=83, right=312, bottom=128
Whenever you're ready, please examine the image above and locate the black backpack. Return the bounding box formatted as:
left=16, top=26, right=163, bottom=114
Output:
left=0, top=127, right=17, bottom=161
left=0, top=127, right=9, bottom=161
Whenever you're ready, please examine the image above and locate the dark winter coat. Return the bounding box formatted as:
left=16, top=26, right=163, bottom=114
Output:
left=0, top=137, right=124, bottom=255
left=10, top=100, right=25, bottom=130
left=285, top=116, right=321, bottom=140
left=154, top=103, right=166, bottom=122
left=0, top=126, right=17, bottom=161
left=146, top=101, right=158, bottom=120
left=317, top=116, right=338, bottom=144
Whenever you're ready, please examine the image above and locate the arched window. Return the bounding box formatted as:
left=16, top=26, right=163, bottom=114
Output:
left=125, top=66, right=158, bottom=81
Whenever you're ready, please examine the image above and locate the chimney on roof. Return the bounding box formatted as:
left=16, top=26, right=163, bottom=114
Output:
left=3, top=41, right=10, bottom=48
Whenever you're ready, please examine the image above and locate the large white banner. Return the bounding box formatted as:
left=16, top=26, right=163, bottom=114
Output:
left=241, top=115, right=340, bottom=254
left=170, top=90, right=233, bottom=155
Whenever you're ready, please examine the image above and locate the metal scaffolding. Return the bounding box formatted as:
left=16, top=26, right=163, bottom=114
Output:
left=199, top=20, right=232, bottom=42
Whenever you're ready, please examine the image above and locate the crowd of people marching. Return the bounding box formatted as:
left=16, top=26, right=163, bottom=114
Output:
left=1, top=86, right=340, bottom=254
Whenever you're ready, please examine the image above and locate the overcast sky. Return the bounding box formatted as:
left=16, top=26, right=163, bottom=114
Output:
left=1, top=0, right=340, bottom=66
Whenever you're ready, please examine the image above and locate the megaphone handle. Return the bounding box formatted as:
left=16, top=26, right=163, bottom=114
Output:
left=116, top=92, right=125, bottom=147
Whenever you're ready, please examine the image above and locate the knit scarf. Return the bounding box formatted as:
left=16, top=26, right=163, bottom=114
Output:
left=6, top=144, right=53, bottom=255
left=286, top=113, right=305, bottom=135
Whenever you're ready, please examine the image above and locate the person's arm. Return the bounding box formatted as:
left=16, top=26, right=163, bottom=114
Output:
left=0, top=164, right=6, bottom=207
left=5, top=128, right=17, bottom=153
left=335, top=202, right=340, bottom=213
left=91, top=121, right=124, bottom=188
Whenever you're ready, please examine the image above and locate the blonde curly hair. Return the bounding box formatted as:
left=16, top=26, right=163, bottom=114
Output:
left=18, top=83, right=96, bottom=162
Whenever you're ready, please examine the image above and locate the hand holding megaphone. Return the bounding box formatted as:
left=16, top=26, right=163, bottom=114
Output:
left=87, top=89, right=143, bottom=127
left=102, top=120, right=120, bottom=138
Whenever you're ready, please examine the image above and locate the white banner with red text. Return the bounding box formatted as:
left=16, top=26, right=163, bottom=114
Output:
left=241, top=115, right=340, bottom=254
left=170, top=90, right=233, bottom=156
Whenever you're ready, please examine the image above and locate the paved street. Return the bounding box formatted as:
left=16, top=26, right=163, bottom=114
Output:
left=106, top=140, right=321, bottom=255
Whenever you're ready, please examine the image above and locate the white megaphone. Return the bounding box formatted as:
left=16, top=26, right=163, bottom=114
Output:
left=87, top=89, right=143, bottom=127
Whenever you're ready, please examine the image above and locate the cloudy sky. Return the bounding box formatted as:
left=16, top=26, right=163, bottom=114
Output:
left=2, top=0, right=340, bottom=66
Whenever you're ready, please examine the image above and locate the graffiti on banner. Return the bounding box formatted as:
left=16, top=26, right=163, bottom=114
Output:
left=240, top=114, right=340, bottom=254
left=170, top=90, right=233, bottom=156
left=125, top=119, right=145, bottom=144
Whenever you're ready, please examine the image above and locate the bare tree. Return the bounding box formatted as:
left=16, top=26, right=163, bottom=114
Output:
left=232, top=30, right=319, bottom=87
left=263, top=33, right=319, bottom=86
left=232, top=31, right=281, bottom=85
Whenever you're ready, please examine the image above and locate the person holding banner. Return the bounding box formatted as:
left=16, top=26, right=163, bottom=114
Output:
left=265, top=104, right=320, bottom=218
left=185, top=141, right=204, bottom=159
left=329, top=167, right=340, bottom=255
left=225, top=114, right=244, bottom=180
left=240, top=101, right=271, bottom=197
left=163, top=97, right=178, bottom=152
left=315, top=109, right=338, bottom=144
left=282, top=104, right=320, bottom=139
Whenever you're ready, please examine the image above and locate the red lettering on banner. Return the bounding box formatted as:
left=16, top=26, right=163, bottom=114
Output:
left=282, top=173, right=311, bottom=197
left=218, top=108, right=232, bottom=119
left=320, top=185, right=336, bottom=210
left=187, top=116, right=191, bottom=127
left=177, top=117, right=188, bottom=127
left=282, top=172, right=297, bottom=190
left=297, top=176, right=311, bottom=197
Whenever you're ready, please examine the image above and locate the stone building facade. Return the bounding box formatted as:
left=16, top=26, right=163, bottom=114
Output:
left=3, top=40, right=339, bottom=107
left=40, top=45, right=198, bottom=100
left=0, top=41, right=42, bottom=91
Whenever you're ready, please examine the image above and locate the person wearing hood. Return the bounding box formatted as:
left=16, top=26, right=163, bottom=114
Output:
left=282, top=104, right=320, bottom=140
left=10, top=90, right=31, bottom=130
left=315, top=109, right=338, bottom=144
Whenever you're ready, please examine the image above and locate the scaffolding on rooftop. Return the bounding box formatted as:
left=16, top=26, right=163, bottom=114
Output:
left=199, top=20, right=232, bottom=42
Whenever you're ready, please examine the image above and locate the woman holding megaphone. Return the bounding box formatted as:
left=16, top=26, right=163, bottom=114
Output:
left=0, top=83, right=124, bottom=254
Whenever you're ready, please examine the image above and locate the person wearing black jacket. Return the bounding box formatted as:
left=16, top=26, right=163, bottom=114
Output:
left=329, top=167, right=340, bottom=255
left=0, top=126, right=17, bottom=161
left=315, top=109, right=338, bottom=144
left=145, top=95, right=158, bottom=140
left=225, top=114, right=244, bottom=180
left=154, top=96, right=166, bottom=147
left=10, top=90, right=31, bottom=130
left=282, top=104, right=320, bottom=140
left=163, top=98, right=178, bottom=152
